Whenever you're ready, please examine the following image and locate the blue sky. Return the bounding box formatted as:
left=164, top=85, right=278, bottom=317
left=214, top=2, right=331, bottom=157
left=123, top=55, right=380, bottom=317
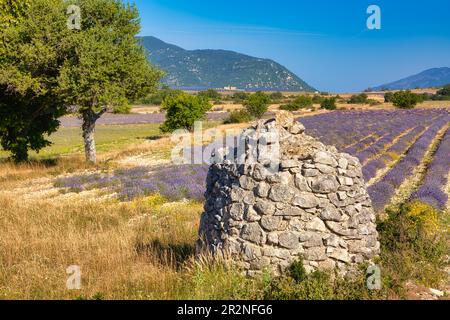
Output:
left=129, top=0, right=450, bottom=92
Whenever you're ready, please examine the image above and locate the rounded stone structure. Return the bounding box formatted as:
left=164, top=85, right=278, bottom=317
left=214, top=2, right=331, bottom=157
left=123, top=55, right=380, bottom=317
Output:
left=198, top=112, right=380, bottom=276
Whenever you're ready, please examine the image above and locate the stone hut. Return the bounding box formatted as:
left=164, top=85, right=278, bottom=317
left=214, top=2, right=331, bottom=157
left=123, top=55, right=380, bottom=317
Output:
left=198, top=112, right=380, bottom=276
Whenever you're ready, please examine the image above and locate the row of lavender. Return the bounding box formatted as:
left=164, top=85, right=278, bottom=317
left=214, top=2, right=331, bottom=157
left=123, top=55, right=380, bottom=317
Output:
left=301, top=109, right=445, bottom=150
left=410, top=126, right=450, bottom=210
left=368, top=116, right=449, bottom=211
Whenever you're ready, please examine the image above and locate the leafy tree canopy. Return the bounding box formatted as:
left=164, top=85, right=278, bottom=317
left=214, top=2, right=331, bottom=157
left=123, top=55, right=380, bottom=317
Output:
left=243, top=91, right=271, bottom=119
left=0, top=0, right=67, bottom=161
left=160, top=93, right=212, bottom=133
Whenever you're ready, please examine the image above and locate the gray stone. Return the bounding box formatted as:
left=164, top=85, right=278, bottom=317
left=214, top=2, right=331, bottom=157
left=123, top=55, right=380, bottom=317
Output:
left=303, top=169, right=319, bottom=177
left=229, top=203, right=245, bottom=220
left=281, top=160, right=299, bottom=169
left=245, top=206, right=261, bottom=222
left=278, top=232, right=300, bottom=249
left=306, top=217, right=327, bottom=232
left=294, top=174, right=311, bottom=191
left=275, top=205, right=306, bottom=217
left=328, top=249, right=351, bottom=263
left=239, top=175, right=255, bottom=190
left=243, top=243, right=262, bottom=261
left=241, top=223, right=265, bottom=245
left=260, top=216, right=283, bottom=231
left=230, top=187, right=246, bottom=202
left=290, top=123, right=305, bottom=134
left=268, top=184, right=294, bottom=203
left=314, top=151, right=338, bottom=167
left=255, top=182, right=270, bottom=198
left=254, top=200, right=276, bottom=215
left=316, top=164, right=335, bottom=174
left=292, top=193, right=318, bottom=208
left=338, top=158, right=348, bottom=170
left=267, top=233, right=279, bottom=245
left=253, top=164, right=268, bottom=181
left=304, top=247, right=327, bottom=261
left=311, top=175, right=339, bottom=193
left=320, top=206, right=344, bottom=222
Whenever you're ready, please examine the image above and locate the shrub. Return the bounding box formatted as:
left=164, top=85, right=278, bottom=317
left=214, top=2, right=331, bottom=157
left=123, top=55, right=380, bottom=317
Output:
left=367, top=99, right=381, bottom=106
left=312, top=95, right=324, bottom=104
left=320, top=97, right=337, bottom=110
left=243, top=92, right=271, bottom=119
left=288, top=258, right=307, bottom=283
left=224, top=110, right=252, bottom=124
left=280, top=96, right=313, bottom=111
left=270, top=91, right=284, bottom=101
left=384, top=92, right=394, bottom=103
left=160, top=93, right=212, bottom=133
left=231, top=92, right=250, bottom=103
left=112, top=97, right=131, bottom=114
left=198, top=89, right=222, bottom=101
left=348, top=93, right=368, bottom=104
left=436, top=84, right=450, bottom=96
left=391, top=90, right=423, bottom=109
left=378, top=201, right=449, bottom=289
left=141, top=87, right=182, bottom=105
left=264, top=259, right=382, bottom=300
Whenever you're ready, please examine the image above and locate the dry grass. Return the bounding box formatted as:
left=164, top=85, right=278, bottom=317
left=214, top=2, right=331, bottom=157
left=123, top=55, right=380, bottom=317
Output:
left=0, top=193, right=209, bottom=300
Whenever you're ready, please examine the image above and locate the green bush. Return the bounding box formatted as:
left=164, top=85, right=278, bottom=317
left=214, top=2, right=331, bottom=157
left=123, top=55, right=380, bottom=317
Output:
left=378, top=201, right=449, bottom=289
left=112, top=98, right=131, bottom=114
left=231, top=92, right=250, bottom=103
left=160, top=93, right=212, bottom=133
left=384, top=92, right=394, bottom=103
left=280, top=96, right=313, bottom=111
left=243, top=92, right=271, bottom=119
left=197, top=89, right=222, bottom=101
left=391, top=90, right=423, bottom=109
left=312, top=95, right=324, bottom=104
left=264, top=259, right=381, bottom=300
left=270, top=91, right=284, bottom=101
left=367, top=99, right=381, bottom=106
left=348, top=93, right=368, bottom=104
left=436, top=84, right=450, bottom=96
left=141, top=87, right=182, bottom=105
left=224, top=110, right=252, bottom=124
left=320, top=97, right=337, bottom=110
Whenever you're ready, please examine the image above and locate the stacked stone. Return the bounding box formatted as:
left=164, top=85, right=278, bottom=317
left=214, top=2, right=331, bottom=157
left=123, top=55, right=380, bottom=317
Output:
left=198, top=112, right=380, bottom=276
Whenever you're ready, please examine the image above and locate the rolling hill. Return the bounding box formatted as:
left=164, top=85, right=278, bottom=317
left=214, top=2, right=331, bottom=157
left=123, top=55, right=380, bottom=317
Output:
left=140, top=36, right=315, bottom=92
left=372, top=67, right=450, bottom=91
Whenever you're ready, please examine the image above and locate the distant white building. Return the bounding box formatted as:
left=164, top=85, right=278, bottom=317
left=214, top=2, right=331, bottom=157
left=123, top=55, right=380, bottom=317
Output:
left=223, top=86, right=238, bottom=91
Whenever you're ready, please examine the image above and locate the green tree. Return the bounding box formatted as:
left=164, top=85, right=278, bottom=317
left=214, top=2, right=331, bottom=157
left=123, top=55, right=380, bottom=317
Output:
left=280, top=95, right=313, bottom=111
left=231, top=91, right=250, bottom=103
left=347, top=93, right=368, bottom=104
left=436, top=84, right=450, bottom=96
left=384, top=92, right=394, bottom=103
left=270, top=91, right=284, bottom=101
left=160, top=93, right=212, bottom=133
left=320, top=97, right=337, bottom=110
left=57, top=0, right=163, bottom=163
left=197, top=89, right=222, bottom=101
left=0, top=0, right=67, bottom=162
left=391, top=90, right=423, bottom=109
left=243, top=91, right=270, bottom=119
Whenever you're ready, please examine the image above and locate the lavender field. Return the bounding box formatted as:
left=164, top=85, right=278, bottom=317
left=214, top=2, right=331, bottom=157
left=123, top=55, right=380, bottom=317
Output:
left=55, top=108, right=450, bottom=212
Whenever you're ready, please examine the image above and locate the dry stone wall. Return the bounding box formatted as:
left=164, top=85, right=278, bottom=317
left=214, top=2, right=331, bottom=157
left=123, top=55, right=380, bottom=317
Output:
left=198, top=112, right=380, bottom=276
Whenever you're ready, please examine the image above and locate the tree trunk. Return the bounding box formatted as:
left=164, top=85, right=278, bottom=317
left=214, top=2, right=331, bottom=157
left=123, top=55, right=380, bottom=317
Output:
left=82, top=110, right=98, bottom=164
